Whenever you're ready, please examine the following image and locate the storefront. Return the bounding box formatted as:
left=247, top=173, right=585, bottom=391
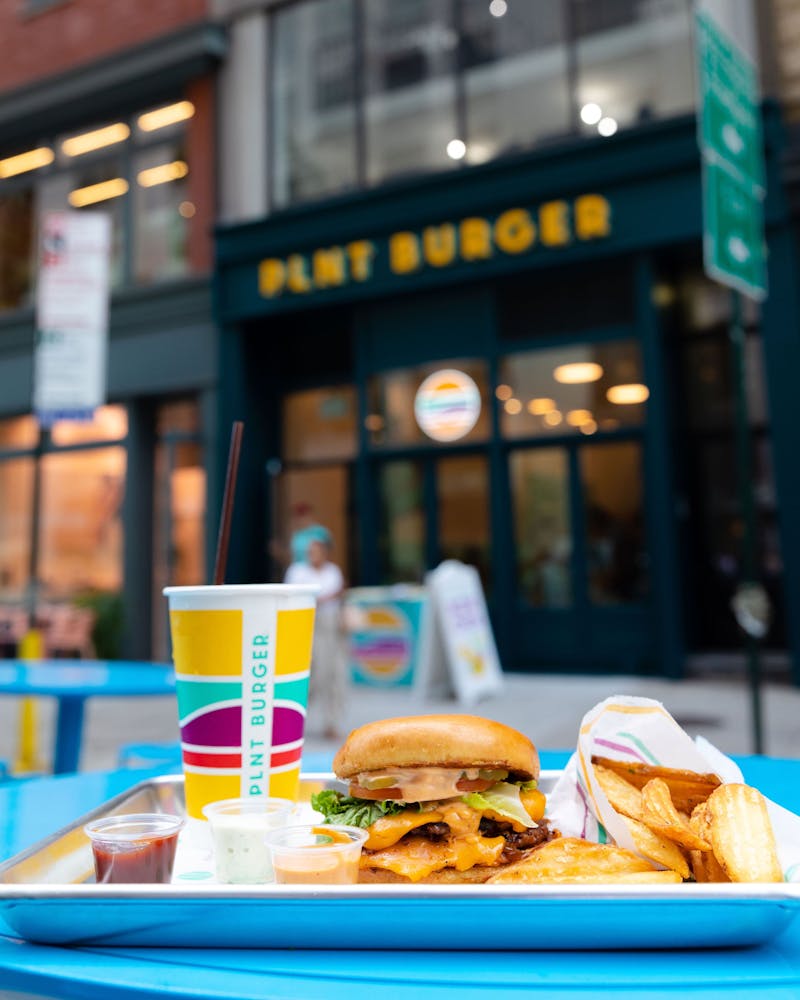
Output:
left=213, top=105, right=800, bottom=681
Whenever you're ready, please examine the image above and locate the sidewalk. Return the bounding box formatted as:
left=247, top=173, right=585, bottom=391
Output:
left=1, top=671, right=797, bottom=776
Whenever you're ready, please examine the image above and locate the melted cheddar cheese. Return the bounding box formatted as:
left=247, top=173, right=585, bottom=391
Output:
left=364, top=810, right=443, bottom=850
left=362, top=834, right=505, bottom=882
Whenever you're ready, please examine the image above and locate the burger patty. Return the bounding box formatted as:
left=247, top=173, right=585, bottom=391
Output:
left=411, top=817, right=553, bottom=861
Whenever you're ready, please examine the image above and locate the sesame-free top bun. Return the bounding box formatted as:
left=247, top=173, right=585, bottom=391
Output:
left=333, top=714, right=539, bottom=782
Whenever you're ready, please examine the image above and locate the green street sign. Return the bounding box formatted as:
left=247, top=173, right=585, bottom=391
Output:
left=696, top=11, right=764, bottom=193
left=695, top=9, right=767, bottom=300
left=703, top=159, right=766, bottom=301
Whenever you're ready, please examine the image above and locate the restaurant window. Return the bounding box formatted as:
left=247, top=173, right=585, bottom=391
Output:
left=366, top=359, right=490, bottom=448
left=461, top=0, right=571, bottom=162
left=271, top=0, right=358, bottom=207
left=363, top=0, right=457, bottom=185
left=573, top=0, right=695, bottom=137
left=499, top=340, right=646, bottom=439
left=267, top=0, right=696, bottom=209
left=283, top=386, right=357, bottom=462
left=0, top=99, right=196, bottom=313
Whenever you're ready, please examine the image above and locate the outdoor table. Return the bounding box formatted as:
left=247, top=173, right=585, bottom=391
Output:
left=0, top=752, right=798, bottom=998
left=0, top=659, right=175, bottom=774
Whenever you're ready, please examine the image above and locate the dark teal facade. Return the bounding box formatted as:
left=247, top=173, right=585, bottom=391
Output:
left=213, top=109, right=800, bottom=682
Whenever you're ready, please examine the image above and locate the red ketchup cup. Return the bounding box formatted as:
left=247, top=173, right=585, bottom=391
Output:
left=84, top=813, right=185, bottom=884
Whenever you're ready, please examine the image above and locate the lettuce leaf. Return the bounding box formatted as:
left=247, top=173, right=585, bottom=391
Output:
left=462, top=782, right=537, bottom=828
left=310, top=790, right=406, bottom=828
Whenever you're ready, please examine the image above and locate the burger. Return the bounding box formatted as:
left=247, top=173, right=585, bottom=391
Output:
left=310, top=714, right=552, bottom=883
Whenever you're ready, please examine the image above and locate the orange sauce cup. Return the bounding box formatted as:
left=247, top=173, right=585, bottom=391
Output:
left=265, top=824, right=367, bottom=884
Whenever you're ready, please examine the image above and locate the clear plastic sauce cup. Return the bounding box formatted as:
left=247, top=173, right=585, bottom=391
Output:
left=265, top=824, right=368, bottom=884
left=84, top=813, right=184, bottom=884
left=202, top=797, right=295, bottom=883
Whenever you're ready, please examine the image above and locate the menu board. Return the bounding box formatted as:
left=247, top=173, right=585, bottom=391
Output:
left=416, top=560, right=504, bottom=704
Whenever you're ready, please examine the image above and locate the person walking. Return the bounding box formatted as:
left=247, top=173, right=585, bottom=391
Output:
left=284, top=537, right=346, bottom=740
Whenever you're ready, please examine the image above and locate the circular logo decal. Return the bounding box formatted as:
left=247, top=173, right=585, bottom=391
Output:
left=414, top=369, right=481, bottom=442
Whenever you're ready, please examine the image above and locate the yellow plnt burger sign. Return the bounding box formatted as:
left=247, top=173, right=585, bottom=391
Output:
left=259, top=194, right=611, bottom=299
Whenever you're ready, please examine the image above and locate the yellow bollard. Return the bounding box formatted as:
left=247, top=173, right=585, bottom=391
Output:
left=15, top=628, right=46, bottom=774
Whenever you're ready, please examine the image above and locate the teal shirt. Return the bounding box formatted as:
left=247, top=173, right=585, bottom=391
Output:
left=290, top=524, right=331, bottom=563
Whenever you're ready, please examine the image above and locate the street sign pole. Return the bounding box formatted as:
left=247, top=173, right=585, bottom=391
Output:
left=695, top=1, right=768, bottom=755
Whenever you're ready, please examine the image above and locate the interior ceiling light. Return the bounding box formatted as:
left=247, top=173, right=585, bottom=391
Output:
left=137, top=100, right=195, bottom=132
left=527, top=397, right=556, bottom=415
left=580, top=419, right=598, bottom=435
left=137, top=160, right=189, bottom=188
left=61, top=123, right=130, bottom=157
left=68, top=177, right=129, bottom=207
left=607, top=383, right=650, bottom=405
left=446, top=138, right=467, bottom=160
left=504, top=398, right=522, bottom=415
left=495, top=384, right=513, bottom=401
left=598, top=116, right=618, bottom=137
left=566, top=409, right=593, bottom=426
left=489, top=0, right=508, bottom=15
left=0, top=146, right=54, bottom=178
left=553, top=362, right=603, bottom=384
left=543, top=410, right=563, bottom=426
left=580, top=103, right=602, bottom=125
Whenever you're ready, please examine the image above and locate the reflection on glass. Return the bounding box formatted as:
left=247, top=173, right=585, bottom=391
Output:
left=133, top=141, right=190, bottom=285
left=500, top=341, right=645, bottom=438
left=272, top=0, right=357, bottom=207
left=364, top=0, right=457, bottom=184
left=461, top=0, right=570, bottom=162
left=283, top=386, right=357, bottom=462
left=510, top=448, right=571, bottom=607
left=0, top=458, right=34, bottom=600
left=39, top=446, right=126, bottom=594
left=580, top=441, right=648, bottom=604
left=437, top=454, right=491, bottom=593
left=379, top=461, right=425, bottom=583
left=368, top=359, right=489, bottom=447
left=50, top=405, right=128, bottom=446
left=574, top=0, right=694, bottom=136
left=0, top=188, right=35, bottom=310
left=0, top=416, right=38, bottom=450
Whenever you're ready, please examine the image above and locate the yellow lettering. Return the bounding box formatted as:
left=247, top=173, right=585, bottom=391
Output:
left=422, top=224, right=456, bottom=267
left=347, top=240, right=376, bottom=281
left=286, top=254, right=311, bottom=293
left=389, top=232, right=421, bottom=274
left=312, top=247, right=346, bottom=288
left=575, top=194, right=611, bottom=240
left=539, top=200, right=571, bottom=247
left=259, top=258, right=285, bottom=297
left=494, top=209, right=536, bottom=254
left=459, top=217, right=492, bottom=261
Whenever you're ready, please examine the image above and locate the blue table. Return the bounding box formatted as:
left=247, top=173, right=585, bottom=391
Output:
left=0, top=753, right=799, bottom=998
left=0, top=659, right=175, bottom=774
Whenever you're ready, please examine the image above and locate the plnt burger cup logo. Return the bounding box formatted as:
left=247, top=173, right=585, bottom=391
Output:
left=414, top=369, right=481, bottom=442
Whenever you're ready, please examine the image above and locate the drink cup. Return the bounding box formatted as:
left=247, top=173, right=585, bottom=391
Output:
left=85, top=813, right=184, bottom=884
left=163, top=584, right=317, bottom=819
left=265, top=824, right=368, bottom=884
left=202, top=796, right=295, bottom=883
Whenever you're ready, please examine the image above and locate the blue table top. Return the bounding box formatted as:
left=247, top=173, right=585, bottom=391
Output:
left=0, top=659, right=175, bottom=697
left=0, top=752, right=799, bottom=999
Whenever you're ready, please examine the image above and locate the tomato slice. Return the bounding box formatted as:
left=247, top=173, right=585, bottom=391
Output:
left=349, top=783, right=403, bottom=800
left=455, top=777, right=494, bottom=792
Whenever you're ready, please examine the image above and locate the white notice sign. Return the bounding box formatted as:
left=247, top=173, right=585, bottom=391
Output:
left=33, top=211, right=112, bottom=426
left=417, top=560, right=504, bottom=704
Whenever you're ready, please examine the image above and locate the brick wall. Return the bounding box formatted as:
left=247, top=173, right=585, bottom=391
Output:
left=0, top=0, right=211, bottom=94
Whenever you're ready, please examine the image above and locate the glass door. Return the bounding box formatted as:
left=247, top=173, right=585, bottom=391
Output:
left=508, top=437, right=651, bottom=669
left=376, top=452, right=490, bottom=587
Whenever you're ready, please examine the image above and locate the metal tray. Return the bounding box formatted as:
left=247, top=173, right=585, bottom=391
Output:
left=1, top=773, right=799, bottom=950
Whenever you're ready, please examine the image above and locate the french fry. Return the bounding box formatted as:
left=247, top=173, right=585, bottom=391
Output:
left=689, top=847, right=730, bottom=883
left=593, top=764, right=643, bottom=820
left=705, top=784, right=783, bottom=883
left=591, top=756, right=721, bottom=814
left=487, top=837, right=659, bottom=884
left=640, top=778, right=712, bottom=852
left=622, top=816, right=690, bottom=879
